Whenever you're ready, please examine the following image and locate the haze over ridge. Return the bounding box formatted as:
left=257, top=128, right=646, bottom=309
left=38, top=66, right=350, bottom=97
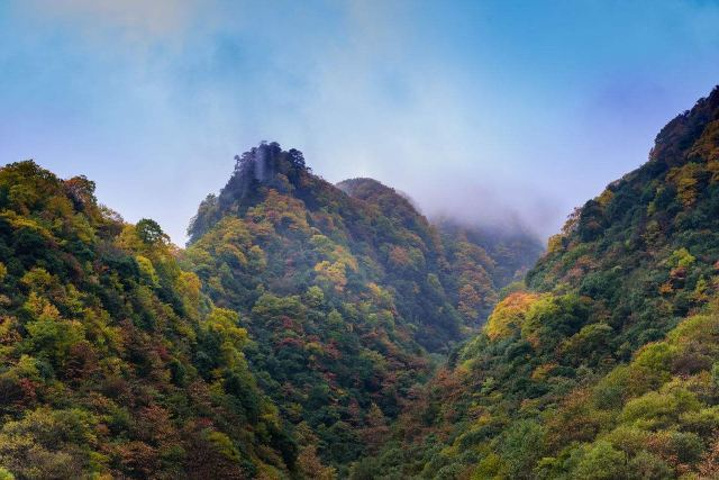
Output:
left=2, top=0, right=719, bottom=242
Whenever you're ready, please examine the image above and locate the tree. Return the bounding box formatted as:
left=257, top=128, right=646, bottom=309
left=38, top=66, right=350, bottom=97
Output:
left=500, top=420, right=546, bottom=479
left=136, top=218, right=169, bottom=245
left=572, top=441, right=628, bottom=480
left=296, top=445, right=336, bottom=480
left=360, top=403, right=390, bottom=454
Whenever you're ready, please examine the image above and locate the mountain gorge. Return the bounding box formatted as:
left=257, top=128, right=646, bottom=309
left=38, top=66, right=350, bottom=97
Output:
left=355, top=86, right=719, bottom=479
left=1, top=83, right=718, bottom=479
left=5, top=0, right=719, bottom=478
left=0, top=143, right=540, bottom=478
left=181, top=143, right=541, bottom=475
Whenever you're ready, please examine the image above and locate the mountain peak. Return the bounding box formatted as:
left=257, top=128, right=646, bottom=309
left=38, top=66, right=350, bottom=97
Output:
left=337, top=177, right=422, bottom=216
left=188, top=142, right=310, bottom=243
left=651, top=84, right=719, bottom=166
left=222, top=141, right=308, bottom=202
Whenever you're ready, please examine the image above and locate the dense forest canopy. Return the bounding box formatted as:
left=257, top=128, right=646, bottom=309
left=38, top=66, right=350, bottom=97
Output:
left=356, top=86, right=719, bottom=479
left=0, top=161, right=294, bottom=478
left=0, top=141, right=540, bottom=478
left=181, top=141, right=541, bottom=475
left=2, top=84, right=719, bottom=479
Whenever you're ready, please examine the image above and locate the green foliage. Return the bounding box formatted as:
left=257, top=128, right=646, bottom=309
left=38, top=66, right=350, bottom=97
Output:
left=0, top=161, right=292, bottom=478
left=571, top=441, right=628, bottom=480
left=135, top=218, right=169, bottom=245
left=181, top=145, right=540, bottom=472
left=361, top=87, right=719, bottom=478
left=13, top=85, right=719, bottom=480
left=499, top=420, right=546, bottom=479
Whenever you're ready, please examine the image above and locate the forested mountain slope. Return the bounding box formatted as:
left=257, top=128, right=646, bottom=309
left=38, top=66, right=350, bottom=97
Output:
left=0, top=162, right=295, bottom=479
left=8, top=82, right=718, bottom=478
left=436, top=218, right=544, bottom=317
left=336, top=179, right=543, bottom=321
left=0, top=145, right=539, bottom=479
left=356, top=86, right=719, bottom=479
left=182, top=143, right=540, bottom=474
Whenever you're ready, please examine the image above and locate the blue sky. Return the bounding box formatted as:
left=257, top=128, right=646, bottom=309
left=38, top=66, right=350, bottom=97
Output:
left=2, top=0, right=719, bottom=243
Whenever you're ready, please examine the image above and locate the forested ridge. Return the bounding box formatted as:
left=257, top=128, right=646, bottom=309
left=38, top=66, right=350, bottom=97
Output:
left=2, top=84, right=718, bottom=479
left=0, top=143, right=539, bottom=478
left=356, top=86, right=719, bottom=479
left=181, top=143, right=541, bottom=476
left=5, top=0, right=719, bottom=477
left=0, top=162, right=293, bottom=478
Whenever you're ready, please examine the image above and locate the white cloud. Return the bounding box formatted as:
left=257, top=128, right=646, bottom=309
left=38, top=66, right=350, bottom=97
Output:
left=8, top=0, right=717, bottom=244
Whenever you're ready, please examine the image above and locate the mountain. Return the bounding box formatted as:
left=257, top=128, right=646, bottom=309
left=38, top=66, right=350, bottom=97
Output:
left=7, top=82, right=718, bottom=479
left=436, top=218, right=545, bottom=316
left=357, top=86, right=719, bottom=479
left=336, top=179, right=544, bottom=320
left=4, top=81, right=718, bottom=479
left=0, top=161, right=295, bottom=479
left=0, top=144, right=539, bottom=479
left=182, top=142, right=541, bottom=474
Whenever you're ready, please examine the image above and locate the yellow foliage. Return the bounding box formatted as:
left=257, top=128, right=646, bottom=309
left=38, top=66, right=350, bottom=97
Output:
left=216, top=243, right=248, bottom=266
left=531, top=363, right=558, bottom=381
left=179, top=271, right=202, bottom=302
left=363, top=282, right=390, bottom=309
left=247, top=190, right=310, bottom=232
left=20, top=268, right=53, bottom=292
left=136, top=255, right=159, bottom=286
left=659, top=282, right=673, bottom=295
left=546, top=234, right=564, bottom=254
left=218, top=217, right=252, bottom=245
left=178, top=271, right=202, bottom=318
left=484, top=292, right=540, bottom=340
left=314, top=261, right=348, bottom=292
left=667, top=162, right=704, bottom=207
left=597, top=189, right=614, bottom=207
left=668, top=247, right=695, bottom=269
left=310, top=235, right=358, bottom=272
left=248, top=245, right=267, bottom=273
left=206, top=308, right=248, bottom=347
left=1, top=211, right=53, bottom=240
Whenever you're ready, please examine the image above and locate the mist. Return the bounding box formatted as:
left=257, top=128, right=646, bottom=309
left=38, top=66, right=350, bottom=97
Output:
left=2, top=1, right=719, bottom=244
